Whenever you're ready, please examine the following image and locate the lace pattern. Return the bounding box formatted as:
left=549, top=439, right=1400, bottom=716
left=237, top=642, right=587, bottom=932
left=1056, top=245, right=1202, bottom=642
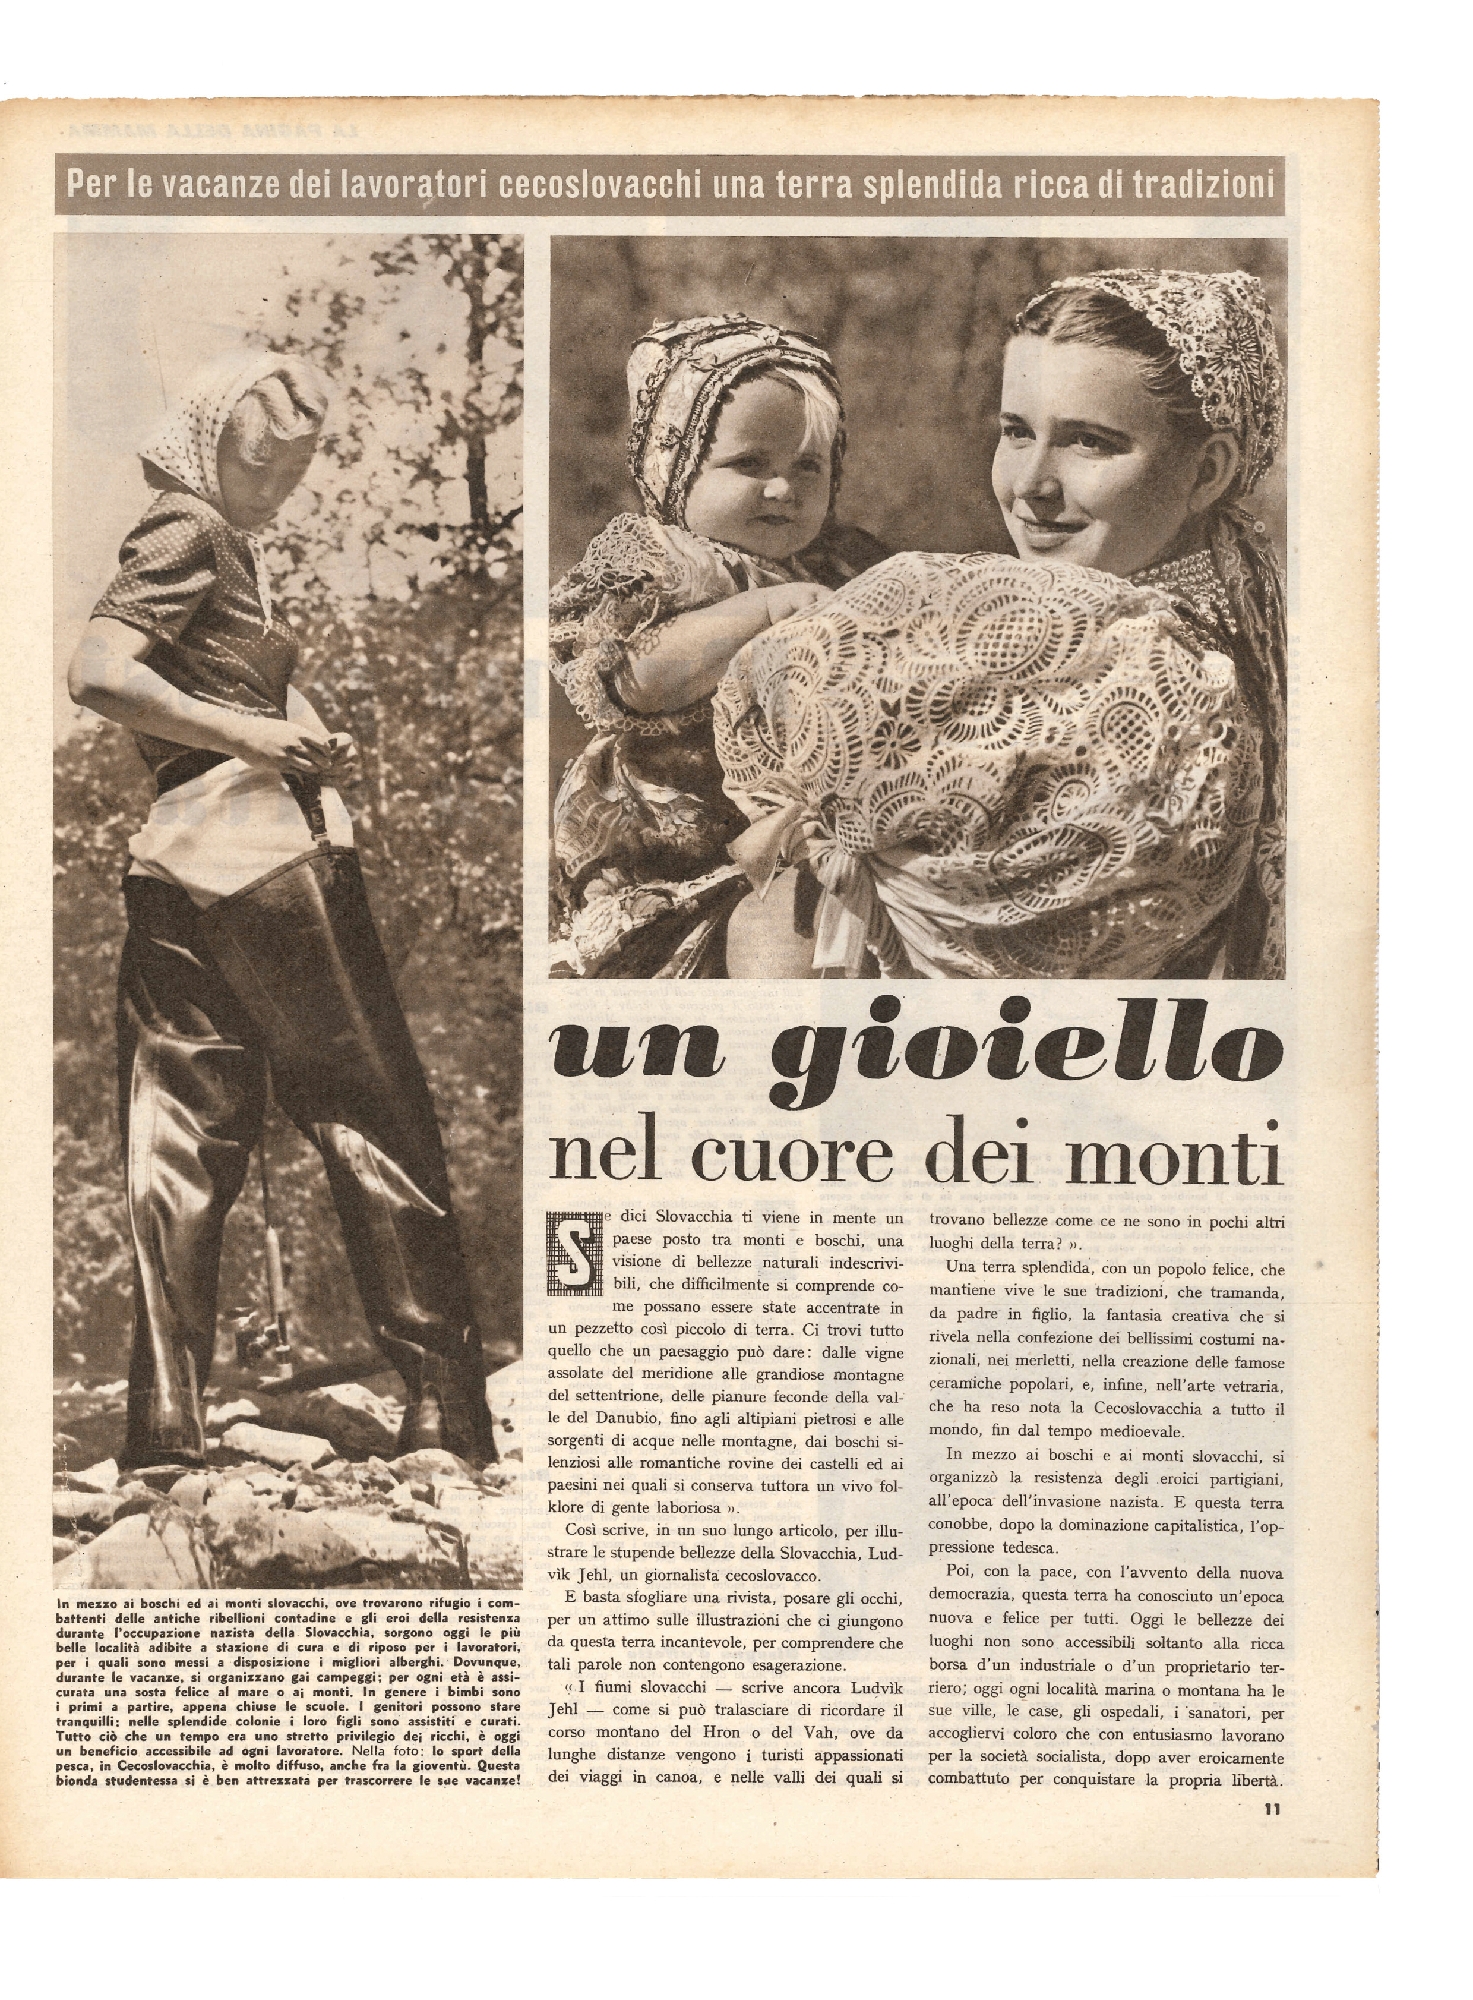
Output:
left=1128, top=531, right=1286, bottom=978
left=549, top=515, right=792, bottom=737
left=714, top=551, right=1264, bottom=979
left=548, top=512, right=888, bottom=975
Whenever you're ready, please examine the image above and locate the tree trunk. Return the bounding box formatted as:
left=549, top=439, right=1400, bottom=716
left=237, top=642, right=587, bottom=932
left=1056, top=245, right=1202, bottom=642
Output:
left=462, top=239, right=492, bottom=551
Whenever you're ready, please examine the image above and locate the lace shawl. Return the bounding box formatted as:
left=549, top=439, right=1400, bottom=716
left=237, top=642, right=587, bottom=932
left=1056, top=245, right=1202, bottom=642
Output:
left=714, top=550, right=1264, bottom=980
left=1134, top=511, right=1287, bottom=978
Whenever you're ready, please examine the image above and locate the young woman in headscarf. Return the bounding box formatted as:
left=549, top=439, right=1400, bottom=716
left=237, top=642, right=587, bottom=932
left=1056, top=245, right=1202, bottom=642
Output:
left=549, top=314, right=887, bottom=978
left=715, top=269, right=1287, bottom=981
left=69, top=351, right=498, bottom=1468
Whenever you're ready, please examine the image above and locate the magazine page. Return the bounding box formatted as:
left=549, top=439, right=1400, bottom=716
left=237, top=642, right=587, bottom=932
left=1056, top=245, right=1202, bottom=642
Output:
left=0, top=92, right=1376, bottom=1876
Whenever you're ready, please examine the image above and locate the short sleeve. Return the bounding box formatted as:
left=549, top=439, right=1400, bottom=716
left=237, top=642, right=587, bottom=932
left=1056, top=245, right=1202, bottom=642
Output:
left=93, top=498, right=217, bottom=643
left=550, top=515, right=751, bottom=735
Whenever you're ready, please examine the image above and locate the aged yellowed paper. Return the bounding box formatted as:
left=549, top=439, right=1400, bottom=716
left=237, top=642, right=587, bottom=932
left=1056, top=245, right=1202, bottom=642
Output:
left=2, top=93, right=1376, bottom=1876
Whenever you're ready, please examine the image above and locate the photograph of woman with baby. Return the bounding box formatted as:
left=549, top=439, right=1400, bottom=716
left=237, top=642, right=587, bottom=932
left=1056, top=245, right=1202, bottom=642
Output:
left=548, top=236, right=1287, bottom=981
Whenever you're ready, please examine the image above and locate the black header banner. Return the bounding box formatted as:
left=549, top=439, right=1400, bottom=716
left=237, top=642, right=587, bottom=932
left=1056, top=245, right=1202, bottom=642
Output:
left=57, top=154, right=1285, bottom=220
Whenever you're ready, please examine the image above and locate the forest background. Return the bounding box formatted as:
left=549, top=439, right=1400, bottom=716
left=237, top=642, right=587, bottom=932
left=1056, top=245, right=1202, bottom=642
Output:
left=548, top=233, right=1287, bottom=776
left=54, top=231, right=523, bottom=1420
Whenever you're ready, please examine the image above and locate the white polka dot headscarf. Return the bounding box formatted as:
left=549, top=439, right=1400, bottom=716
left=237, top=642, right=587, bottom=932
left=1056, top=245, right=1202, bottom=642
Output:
left=139, top=350, right=328, bottom=510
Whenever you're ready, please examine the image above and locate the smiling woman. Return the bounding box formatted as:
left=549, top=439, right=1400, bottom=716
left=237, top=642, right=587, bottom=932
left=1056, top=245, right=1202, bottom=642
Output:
left=998, top=269, right=1287, bottom=977
left=993, top=339, right=1241, bottom=576
left=714, top=268, right=1288, bottom=981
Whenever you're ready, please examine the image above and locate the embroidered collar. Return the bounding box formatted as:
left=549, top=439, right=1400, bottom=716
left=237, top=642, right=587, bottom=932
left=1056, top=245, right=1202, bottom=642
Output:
left=1132, top=547, right=1238, bottom=639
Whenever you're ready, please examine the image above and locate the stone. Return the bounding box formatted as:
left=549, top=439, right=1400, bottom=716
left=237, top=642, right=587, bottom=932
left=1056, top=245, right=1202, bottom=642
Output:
left=112, top=1482, right=160, bottom=1522
left=219, top=1423, right=333, bottom=1470
left=418, top=1484, right=521, bottom=1590
left=166, top=1471, right=211, bottom=1514
left=52, top=1489, right=125, bottom=1533
left=204, top=1469, right=293, bottom=1514
left=128, top=1462, right=206, bottom=1491
left=51, top=1512, right=211, bottom=1590
left=201, top=1486, right=284, bottom=1575
left=241, top=1468, right=294, bottom=1496
left=466, top=1509, right=522, bottom=1591
left=208, top=1503, right=465, bottom=1587
left=390, top=1447, right=472, bottom=1482
left=205, top=1398, right=260, bottom=1433
left=62, top=1459, right=119, bottom=1494
left=427, top=1483, right=490, bottom=1530
left=259, top=1382, right=402, bottom=1460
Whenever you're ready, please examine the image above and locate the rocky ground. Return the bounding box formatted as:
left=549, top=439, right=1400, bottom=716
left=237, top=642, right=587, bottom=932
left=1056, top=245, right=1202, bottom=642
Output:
left=52, top=1362, right=522, bottom=1592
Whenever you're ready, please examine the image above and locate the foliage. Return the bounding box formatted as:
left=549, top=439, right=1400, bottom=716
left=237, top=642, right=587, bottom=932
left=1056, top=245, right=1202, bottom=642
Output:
left=54, top=236, right=524, bottom=1386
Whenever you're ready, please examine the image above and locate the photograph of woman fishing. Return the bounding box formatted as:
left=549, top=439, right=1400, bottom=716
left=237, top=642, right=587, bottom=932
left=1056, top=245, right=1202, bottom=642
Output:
left=52, top=232, right=524, bottom=1589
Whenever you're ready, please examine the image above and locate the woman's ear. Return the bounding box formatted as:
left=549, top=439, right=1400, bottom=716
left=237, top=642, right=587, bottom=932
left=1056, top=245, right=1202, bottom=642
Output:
left=1187, top=433, right=1243, bottom=515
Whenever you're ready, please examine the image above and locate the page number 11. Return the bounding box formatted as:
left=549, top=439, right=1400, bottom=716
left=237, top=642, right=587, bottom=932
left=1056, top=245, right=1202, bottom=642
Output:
left=1265, top=1802, right=1281, bottom=1815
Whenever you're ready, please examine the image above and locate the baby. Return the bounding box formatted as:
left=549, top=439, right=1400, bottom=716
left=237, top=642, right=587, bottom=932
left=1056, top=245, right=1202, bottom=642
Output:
left=549, top=314, right=886, bottom=978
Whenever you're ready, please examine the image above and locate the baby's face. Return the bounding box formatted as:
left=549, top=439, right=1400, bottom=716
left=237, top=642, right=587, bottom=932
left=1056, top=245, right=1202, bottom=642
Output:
left=682, top=377, right=830, bottom=561
left=217, top=433, right=316, bottom=531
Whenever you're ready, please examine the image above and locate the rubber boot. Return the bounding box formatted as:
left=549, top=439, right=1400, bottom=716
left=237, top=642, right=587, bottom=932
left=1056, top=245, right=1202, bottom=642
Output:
left=122, top=1326, right=208, bottom=1469
left=377, top=1327, right=499, bottom=1466
left=116, top=876, right=266, bottom=1472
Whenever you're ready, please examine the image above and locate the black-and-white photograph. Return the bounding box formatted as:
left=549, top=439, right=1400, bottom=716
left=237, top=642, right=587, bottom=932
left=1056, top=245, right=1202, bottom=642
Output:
left=548, top=236, right=1286, bottom=982
left=53, top=233, right=524, bottom=1589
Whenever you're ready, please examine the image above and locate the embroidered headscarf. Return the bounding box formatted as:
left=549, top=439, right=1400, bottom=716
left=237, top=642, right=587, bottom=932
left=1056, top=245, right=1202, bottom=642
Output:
left=139, top=350, right=329, bottom=625
left=1028, top=268, right=1285, bottom=495
left=140, top=350, right=329, bottom=511
left=626, top=315, right=845, bottom=525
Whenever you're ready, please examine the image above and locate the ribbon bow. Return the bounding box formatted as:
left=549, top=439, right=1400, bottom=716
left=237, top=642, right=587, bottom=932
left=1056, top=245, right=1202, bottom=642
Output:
left=727, top=780, right=908, bottom=976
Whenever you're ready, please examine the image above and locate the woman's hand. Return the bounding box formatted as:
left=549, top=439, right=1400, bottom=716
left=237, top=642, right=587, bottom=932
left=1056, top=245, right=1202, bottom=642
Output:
left=281, top=688, right=358, bottom=783
left=319, top=732, right=360, bottom=785
left=761, top=582, right=835, bottom=626
left=225, top=714, right=359, bottom=782
left=69, top=620, right=360, bottom=782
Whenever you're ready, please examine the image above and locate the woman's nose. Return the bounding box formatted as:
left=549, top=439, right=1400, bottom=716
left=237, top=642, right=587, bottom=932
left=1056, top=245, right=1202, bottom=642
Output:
left=763, top=474, right=793, bottom=499
left=1015, top=445, right=1062, bottom=500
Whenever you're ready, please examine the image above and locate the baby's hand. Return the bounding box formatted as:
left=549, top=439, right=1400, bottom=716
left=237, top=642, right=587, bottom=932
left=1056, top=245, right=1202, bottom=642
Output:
left=763, top=582, right=835, bottom=626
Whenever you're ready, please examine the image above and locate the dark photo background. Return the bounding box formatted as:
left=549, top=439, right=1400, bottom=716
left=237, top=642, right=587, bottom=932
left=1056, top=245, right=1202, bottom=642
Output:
left=549, top=234, right=1287, bottom=777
